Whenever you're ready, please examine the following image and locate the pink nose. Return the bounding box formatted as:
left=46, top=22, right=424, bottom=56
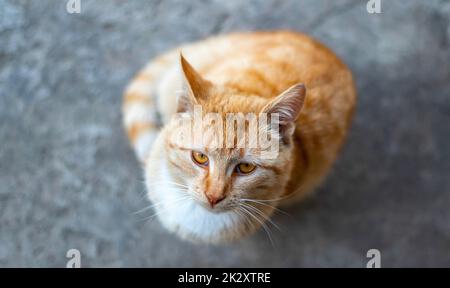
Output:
left=206, top=194, right=225, bottom=208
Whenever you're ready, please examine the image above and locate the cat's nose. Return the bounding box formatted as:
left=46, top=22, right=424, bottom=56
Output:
left=206, top=194, right=225, bottom=208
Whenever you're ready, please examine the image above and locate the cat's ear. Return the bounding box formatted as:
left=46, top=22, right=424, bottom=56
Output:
left=261, top=83, right=306, bottom=140
left=177, top=53, right=212, bottom=112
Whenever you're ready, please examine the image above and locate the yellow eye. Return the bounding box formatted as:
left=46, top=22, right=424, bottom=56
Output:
left=236, top=163, right=256, bottom=175
left=191, top=151, right=209, bottom=166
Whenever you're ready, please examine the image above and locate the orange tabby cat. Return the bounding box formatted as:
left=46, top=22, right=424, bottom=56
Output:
left=123, top=31, right=356, bottom=243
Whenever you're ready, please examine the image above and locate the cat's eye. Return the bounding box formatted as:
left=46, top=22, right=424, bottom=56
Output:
left=191, top=151, right=209, bottom=166
left=235, top=163, right=256, bottom=175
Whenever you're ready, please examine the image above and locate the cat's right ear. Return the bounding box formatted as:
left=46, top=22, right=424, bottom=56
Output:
left=177, top=53, right=211, bottom=112
left=261, top=83, right=306, bottom=141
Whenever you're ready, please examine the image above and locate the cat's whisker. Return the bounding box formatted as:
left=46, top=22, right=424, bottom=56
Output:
left=236, top=206, right=259, bottom=231
left=238, top=205, right=275, bottom=248
left=146, top=180, right=190, bottom=190
left=240, top=198, right=291, bottom=217
left=133, top=204, right=155, bottom=215
left=247, top=194, right=294, bottom=203
left=135, top=187, right=149, bottom=201
left=140, top=198, right=191, bottom=225
left=239, top=202, right=282, bottom=232
left=135, top=195, right=191, bottom=218
left=189, top=193, right=203, bottom=203
left=149, top=178, right=189, bottom=187
left=240, top=201, right=282, bottom=245
left=233, top=208, right=252, bottom=230
left=167, top=182, right=190, bottom=189
left=133, top=197, right=169, bottom=215
left=239, top=205, right=274, bottom=247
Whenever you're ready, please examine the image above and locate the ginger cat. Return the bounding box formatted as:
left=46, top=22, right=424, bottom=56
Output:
left=123, top=31, right=356, bottom=244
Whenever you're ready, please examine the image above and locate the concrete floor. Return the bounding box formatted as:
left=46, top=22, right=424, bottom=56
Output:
left=0, top=0, right=449, bottom=267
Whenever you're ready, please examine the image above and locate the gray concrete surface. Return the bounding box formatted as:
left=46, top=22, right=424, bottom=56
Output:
left=0, top=0, right=449, bottom=267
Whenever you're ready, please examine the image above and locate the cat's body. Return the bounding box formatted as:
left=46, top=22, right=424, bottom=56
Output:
left=123, top=31, right=356, bottom=243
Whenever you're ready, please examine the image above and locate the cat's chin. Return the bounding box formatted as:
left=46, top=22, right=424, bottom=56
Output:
left=145, top=149, right=261, bottom=244
left=158, top=197, right=247, bottom=244
left=149, top=189, right=256, bottom=243
left=196, top=201, right=230, bottom=214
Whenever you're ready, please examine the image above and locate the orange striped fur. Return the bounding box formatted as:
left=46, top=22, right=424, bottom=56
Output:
left=123, top=31, right=356, bottom=243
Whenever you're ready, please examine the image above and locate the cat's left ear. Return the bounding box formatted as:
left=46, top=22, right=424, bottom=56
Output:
left=261, top=83, right=306, bottom=139
left=178, top=53, right=212, bottom=112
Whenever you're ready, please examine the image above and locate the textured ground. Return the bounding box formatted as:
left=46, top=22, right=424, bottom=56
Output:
left=0, top=0, right=449, bottom=267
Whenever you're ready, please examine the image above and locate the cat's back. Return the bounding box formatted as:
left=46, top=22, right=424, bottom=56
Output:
left=155, top=31, right=355, bottom=118
left=182, top=31, right=347, bottom=93
left=157, top=31, right=352, bottom=102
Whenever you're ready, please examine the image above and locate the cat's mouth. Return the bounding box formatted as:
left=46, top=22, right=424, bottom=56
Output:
left=196, top=200, right=229, bottom=214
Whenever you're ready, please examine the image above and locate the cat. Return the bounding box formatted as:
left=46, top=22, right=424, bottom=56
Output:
left=123, top=31, right=356, bottom=244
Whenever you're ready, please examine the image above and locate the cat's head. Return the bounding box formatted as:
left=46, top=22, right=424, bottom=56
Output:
left=147, top=55, right=306, bottom=243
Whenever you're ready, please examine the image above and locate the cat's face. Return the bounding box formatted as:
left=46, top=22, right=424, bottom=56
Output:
left=163, top=118, right=292, bottom=213
left=150, top=114, right=294, bottom=243
left=144, top=55, right=305, bottom=243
